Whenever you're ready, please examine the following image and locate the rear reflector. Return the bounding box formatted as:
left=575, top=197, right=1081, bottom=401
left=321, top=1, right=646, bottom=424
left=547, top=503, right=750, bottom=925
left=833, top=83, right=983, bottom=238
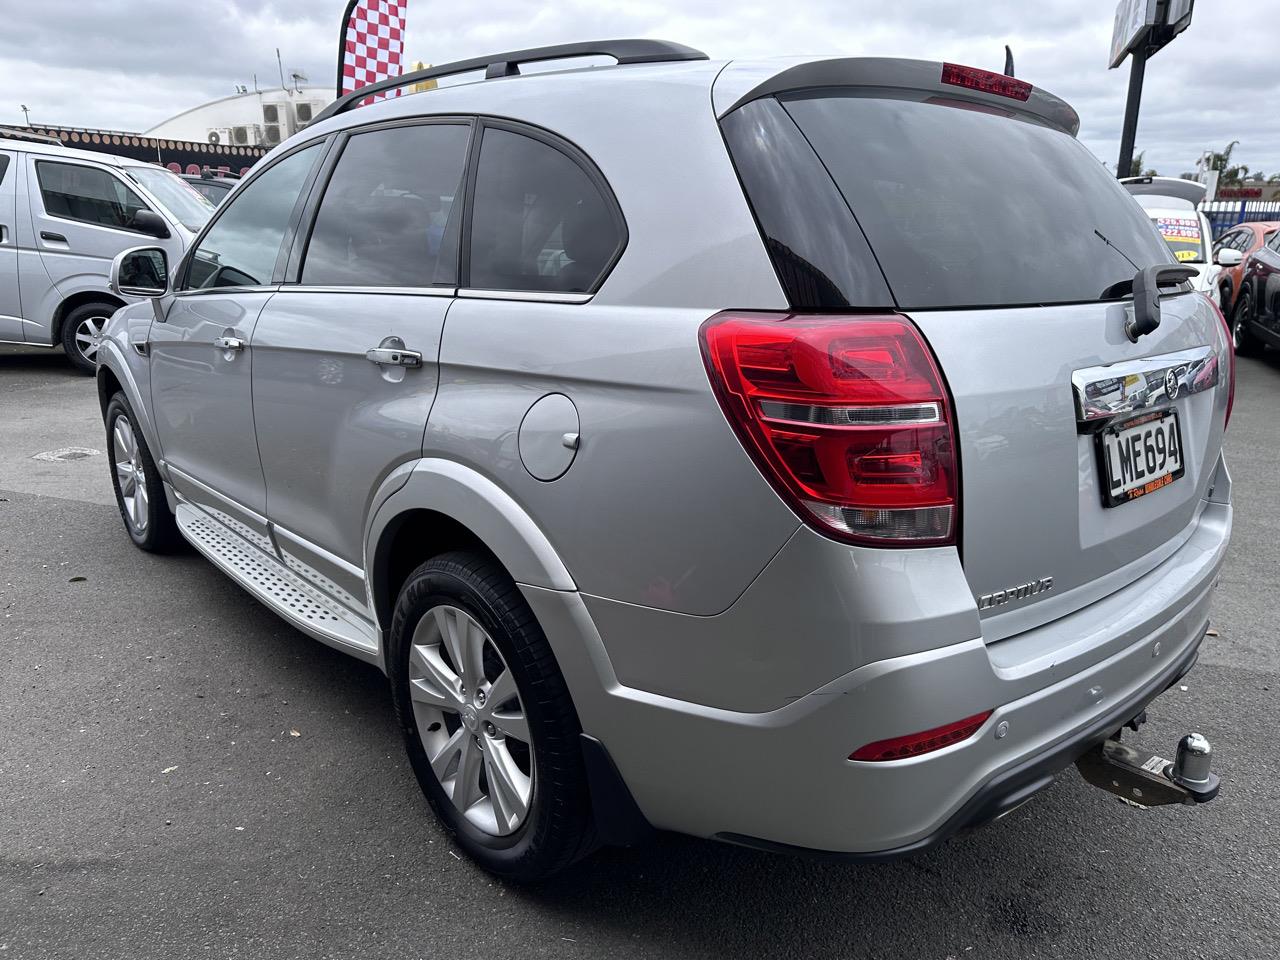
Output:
left=850, top=711, right=993, bottom=762
left=1202, top=293, right=1235, bottom=430
left=941, top=63, right=1031, bottom=102
left=700, top=312, right=958, bottom=548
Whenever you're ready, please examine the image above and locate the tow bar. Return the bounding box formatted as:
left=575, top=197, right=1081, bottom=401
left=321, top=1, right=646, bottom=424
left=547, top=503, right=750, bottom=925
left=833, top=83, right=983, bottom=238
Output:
left=1076, top=716, right=1220, bottom=807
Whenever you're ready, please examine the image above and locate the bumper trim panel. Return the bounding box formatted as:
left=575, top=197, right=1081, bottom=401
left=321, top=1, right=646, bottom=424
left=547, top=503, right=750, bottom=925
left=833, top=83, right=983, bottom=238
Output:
left=716, top=620, right=1206, bottom=862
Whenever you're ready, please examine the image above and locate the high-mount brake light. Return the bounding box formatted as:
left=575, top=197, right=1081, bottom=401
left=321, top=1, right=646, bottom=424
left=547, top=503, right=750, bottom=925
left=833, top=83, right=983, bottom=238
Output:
left=699, top=312, right=959, bottom=548
left=941, top=63, right=1032, bottom=102
left=849, top=711, right=993, bottom=762
left=1202, top=293, right=1235, bottom=430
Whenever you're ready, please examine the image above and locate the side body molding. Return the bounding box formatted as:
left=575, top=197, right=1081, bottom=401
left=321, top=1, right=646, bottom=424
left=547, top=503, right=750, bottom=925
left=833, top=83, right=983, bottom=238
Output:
left=365, top=458, right=578, bottom=624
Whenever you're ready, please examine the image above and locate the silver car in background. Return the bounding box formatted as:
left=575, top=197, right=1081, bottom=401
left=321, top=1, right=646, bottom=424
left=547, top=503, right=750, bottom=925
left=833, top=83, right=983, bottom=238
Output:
left=0, top=133, right=210, bottom=371
left=95, top=41, right=1234, bottom=880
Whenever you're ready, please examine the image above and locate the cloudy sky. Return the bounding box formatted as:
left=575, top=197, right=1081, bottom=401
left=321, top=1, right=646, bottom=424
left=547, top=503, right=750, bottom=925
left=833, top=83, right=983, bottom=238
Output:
left=3, top=0, right=1279, bottom=176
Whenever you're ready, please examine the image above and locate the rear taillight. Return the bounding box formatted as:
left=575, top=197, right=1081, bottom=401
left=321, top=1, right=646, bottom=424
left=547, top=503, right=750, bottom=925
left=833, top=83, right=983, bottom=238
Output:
left=849, top=710, right=993, bottom=762
left=1202, top=293, right=1235, bottom=431
left=700, top=312, right=959, bottom=547
left=940, top=63, right=1031, bottom=101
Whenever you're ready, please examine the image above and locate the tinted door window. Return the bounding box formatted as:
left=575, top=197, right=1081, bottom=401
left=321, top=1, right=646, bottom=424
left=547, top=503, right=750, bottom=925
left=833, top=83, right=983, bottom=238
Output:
left=185, top=144, right=320, bottom=289
left=467, top=127, right=623, bottom=293
left=36, top=161, right=150, bottom=231
left=0, top=155, right=9, bottom=185
left=302, top=123, right=470, bottom=287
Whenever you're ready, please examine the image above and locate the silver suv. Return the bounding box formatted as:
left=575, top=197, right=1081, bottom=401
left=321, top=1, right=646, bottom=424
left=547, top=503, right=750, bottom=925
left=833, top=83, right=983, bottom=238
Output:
left=0, top=133, right=210, bottom=372
left=96, top=42, right=1234, bottom=880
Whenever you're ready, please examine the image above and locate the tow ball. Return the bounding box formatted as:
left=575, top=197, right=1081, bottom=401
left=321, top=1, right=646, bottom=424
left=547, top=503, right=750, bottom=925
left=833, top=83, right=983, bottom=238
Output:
left=1076, top=725, right=1220, bottom=807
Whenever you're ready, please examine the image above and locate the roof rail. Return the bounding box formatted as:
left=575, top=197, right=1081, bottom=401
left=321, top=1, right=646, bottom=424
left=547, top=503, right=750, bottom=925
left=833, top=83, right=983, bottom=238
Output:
left=318, top=38, right=708, bottom=123
left=0, top=125, right=63, bottom=146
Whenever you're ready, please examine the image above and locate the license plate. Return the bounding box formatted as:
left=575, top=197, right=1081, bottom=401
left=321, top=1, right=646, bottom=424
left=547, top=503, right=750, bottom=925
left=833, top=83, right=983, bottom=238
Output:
left=1097, top=410, right=1184, bottom=507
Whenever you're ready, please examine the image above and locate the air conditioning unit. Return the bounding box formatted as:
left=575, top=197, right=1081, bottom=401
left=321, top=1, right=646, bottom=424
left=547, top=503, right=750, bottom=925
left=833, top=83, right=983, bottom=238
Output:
left=295, top=102, right=313, bottom=124
left=263, top=104, right=280, bottom=125
left=263, top=125, right=281, bottom=145
left=232, top=126, right=250, bottom=145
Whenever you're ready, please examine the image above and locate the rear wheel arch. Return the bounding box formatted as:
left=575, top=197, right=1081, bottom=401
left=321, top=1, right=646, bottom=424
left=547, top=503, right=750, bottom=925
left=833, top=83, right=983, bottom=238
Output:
left=372, top=508, right=502, bottom=630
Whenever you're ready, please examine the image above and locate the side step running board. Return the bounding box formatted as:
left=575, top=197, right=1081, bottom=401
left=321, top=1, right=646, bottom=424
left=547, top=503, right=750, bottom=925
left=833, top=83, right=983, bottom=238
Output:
left=175, top=502, right=379, bottom=663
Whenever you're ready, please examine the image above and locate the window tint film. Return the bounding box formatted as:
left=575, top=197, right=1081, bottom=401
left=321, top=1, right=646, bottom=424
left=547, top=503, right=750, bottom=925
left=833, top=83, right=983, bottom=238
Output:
left=37, top=161, right=150, bottom=231
left=186, top=144, right=319, bottom=289
left=468, top=127, right=622, bottom=293
left=303, top=123, right=470, bottom=286
left=721, top=98, right=892, bottom=309
left=774, top=90, right=1174, bottom=309
left=0, top=155, right=9, bottom=186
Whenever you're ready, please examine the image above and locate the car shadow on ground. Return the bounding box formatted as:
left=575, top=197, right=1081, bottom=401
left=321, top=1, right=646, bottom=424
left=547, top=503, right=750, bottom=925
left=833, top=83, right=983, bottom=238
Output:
left=0, top=348, right=82, bottom=380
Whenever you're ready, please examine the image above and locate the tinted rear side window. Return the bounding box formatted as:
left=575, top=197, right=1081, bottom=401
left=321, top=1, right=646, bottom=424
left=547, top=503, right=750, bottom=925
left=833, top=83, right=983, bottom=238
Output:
left=728, top=90, right=1174, bottom=310
left=467, top=126, right=623, bottom=293
left=721, top=99, right=893, bottom=309
left=0, top=155, right=9, bottom=185
left=303, top=123, right=470, bottom=287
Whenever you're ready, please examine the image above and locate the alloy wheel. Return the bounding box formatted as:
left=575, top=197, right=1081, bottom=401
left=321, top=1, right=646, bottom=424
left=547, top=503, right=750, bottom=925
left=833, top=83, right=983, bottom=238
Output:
left=74, top=315, right=108, bottom=364
left=1233, top=296, right=1250, bottom=349
left=111, top=415, right=149, bottom=533
left=408, top=604, right=533, bottom=836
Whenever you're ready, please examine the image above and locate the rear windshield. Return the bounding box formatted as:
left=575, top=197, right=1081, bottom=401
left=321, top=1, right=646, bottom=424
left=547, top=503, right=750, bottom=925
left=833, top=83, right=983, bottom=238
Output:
left=724, top=90, right=1175, bottom=310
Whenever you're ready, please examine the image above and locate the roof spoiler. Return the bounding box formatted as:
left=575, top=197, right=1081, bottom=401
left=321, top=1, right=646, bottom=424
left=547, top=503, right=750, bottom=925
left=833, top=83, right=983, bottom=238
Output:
left=1120, top=176, right=1207, bottom=206
left=715, top=57, right=1080, bottom=136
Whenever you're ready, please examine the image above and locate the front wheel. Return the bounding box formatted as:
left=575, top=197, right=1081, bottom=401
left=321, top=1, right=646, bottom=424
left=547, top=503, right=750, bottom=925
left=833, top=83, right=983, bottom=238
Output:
left=61, top=302, right=116, bottom=375
left=105, top=393, right=181, bottom=552
left=1231, top=289, right=1265, bottom=357
left=389, top=551, right=595, bottom=880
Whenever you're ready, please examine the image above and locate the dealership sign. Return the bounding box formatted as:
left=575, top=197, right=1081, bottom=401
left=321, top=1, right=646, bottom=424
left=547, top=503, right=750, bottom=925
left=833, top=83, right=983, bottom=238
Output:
left=1110, top=0, right=1195, bottom=68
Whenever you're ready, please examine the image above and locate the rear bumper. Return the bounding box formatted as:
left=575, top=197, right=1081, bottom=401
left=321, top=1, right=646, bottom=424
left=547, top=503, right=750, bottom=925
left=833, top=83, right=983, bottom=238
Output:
left=522, top=498, right=1230, bottom=856
left=717, top=627, right=1203, bottom=861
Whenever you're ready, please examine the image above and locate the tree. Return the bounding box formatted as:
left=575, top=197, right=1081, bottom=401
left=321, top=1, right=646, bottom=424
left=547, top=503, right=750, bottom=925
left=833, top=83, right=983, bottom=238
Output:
left=1206, top=141, right=1252, bottom=183
left=1128, top=151, right=1158, bottom=178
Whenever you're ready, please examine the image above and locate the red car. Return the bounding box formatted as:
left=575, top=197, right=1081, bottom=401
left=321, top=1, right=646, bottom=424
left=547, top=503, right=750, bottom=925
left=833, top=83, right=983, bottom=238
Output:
left=1213, top=220, right=1280, bottom=314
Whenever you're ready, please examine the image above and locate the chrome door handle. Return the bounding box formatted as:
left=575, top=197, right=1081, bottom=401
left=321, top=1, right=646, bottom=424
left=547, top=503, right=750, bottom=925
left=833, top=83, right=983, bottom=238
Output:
left=366, top=346, right=422, bottom=368
left=213, top=336, right=245, bottom=351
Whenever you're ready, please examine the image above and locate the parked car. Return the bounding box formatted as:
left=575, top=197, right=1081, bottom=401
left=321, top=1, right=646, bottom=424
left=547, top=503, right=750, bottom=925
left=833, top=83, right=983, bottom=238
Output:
left=96, top=42, right=1233, bottom=880
left=1121, top=177, right=1221, bottom=296
left=1212, top=220, right=1279, bottom=315
left=1230, top=227, right=1280, bottom=356
left=0, top=132, right=212, bottom=372
left=181, top=171, right=237, bottom=206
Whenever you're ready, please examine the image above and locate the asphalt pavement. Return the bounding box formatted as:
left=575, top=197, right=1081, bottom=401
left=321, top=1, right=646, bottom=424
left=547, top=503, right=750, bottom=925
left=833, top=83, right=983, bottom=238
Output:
left=1, top=345, right=1278, bottom=959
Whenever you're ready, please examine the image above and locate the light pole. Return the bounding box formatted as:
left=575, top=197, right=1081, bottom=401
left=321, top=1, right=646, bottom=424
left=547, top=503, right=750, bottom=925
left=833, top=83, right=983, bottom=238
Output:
left=19, top=104, right=30, bottom=126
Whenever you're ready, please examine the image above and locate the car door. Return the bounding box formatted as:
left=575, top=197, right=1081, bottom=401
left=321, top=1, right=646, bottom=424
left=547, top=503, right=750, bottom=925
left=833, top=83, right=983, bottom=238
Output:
left=1259, top=231, right=1280, bottom=334
left=148, top=141, right=325, bottom=542
left=27, top=157, right=160, bottom=300
left=250, top=120, right=471, bottom=607
left=0, top=150, right=20, bottom=341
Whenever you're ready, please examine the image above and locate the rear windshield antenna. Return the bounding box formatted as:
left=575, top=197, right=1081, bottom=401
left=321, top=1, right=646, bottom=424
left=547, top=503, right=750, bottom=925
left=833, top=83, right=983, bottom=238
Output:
left=1003, top=45, right=1015, bottom=77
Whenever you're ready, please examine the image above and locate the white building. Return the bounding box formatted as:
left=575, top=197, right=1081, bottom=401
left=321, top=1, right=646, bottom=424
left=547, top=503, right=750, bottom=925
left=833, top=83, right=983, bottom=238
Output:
left=145, top=85, right=335, bottom=150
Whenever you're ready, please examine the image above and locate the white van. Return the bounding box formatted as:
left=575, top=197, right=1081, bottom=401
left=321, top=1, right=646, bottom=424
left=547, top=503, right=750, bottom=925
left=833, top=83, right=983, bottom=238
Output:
left=0, top=132, right=211, bottom=372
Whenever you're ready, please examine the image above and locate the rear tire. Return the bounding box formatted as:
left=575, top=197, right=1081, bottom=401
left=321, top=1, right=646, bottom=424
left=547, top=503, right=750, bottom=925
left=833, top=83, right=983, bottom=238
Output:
left=1231, top=288, right=1265, bottom=357
left=105, top=392, right=182, bottom=552
left=389, top=550, right=595, bottom=880
left=61, top=301, right=116, bottom=374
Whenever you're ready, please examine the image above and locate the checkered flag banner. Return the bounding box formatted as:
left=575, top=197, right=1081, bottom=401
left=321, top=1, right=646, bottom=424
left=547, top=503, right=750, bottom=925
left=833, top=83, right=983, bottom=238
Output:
left=337, top=0, right=408, bottom=101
